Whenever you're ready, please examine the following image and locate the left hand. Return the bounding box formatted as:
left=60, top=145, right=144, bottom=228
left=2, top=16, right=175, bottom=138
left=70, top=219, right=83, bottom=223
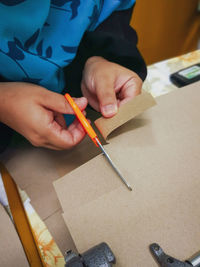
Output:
left=81, top=56, right=143, bottom=118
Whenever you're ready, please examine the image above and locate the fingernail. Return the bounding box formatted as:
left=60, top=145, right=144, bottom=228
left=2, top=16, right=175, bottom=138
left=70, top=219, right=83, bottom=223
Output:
left=101, top=104, right=118, bottom=117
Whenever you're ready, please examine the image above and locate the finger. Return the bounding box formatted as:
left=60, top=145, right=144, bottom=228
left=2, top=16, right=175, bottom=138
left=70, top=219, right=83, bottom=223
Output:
left=81, top=83, right=100, bottom=111
left=118, top=77, right=142, bottom=106
left=54, top=113, right=67, bottom=129
left=41, top=91, right=88, bottom=114
left=95, top=75, right=118, bottom=118
left=41, top=143, right=64, bottom=150
left=68, top=118, right=86, bottom=135
left=46, top=118, right=86, bottom=149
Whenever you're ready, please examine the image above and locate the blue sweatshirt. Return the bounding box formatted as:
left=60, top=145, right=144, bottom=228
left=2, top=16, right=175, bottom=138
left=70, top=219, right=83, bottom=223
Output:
left=0, top=0, right=135, bottom=93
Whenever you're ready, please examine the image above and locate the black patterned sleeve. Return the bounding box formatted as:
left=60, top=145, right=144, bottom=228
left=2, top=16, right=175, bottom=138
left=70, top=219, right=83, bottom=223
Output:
left=64, top=6, right=147, bottom=97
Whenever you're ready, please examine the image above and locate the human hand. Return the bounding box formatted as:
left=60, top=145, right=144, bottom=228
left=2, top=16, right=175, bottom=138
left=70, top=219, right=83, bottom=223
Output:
left=0, top=82, right=88, bottom=150
left=81, top=56, right=142, bottom=118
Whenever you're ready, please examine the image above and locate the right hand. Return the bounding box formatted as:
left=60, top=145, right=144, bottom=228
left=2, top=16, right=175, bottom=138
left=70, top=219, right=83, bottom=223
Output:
left=0, top=82, right=88, bottom=150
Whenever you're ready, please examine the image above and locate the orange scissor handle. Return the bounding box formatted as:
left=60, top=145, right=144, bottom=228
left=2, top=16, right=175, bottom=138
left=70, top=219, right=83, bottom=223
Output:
left=64, top=93, right=99, bottom=146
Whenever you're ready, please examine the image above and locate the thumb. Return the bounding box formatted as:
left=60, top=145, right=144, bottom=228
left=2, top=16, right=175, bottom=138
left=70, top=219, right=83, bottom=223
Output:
left=95, top=76, right=118, bottom=118
left=41, top=91, right=88, bottom=114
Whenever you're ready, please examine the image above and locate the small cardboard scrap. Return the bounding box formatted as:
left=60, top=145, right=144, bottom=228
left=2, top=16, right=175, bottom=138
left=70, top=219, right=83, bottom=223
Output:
left=54, top=82, right=200, bottom=267
left=95, top=91, right=156, bottom=140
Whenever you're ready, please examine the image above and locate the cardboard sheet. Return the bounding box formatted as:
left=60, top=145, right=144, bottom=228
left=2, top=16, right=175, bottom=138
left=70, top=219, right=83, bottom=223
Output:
left=54, top=82, right=200, bottom=266
left=95, top=92, right=156, bottom=140
left=0, top=204, right=29, bottom=267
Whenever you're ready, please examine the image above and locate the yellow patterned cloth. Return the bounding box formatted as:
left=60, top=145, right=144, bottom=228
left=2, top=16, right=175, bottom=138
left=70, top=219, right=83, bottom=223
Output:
left=19, top=189, right=65, bottom=267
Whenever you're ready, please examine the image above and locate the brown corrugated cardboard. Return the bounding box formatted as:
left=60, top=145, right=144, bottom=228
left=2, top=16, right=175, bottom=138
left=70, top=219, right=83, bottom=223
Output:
left=95, top=92, right=156, bottom=140
left=54, top=82, right=200, bottom=266
left=0, top=204, right=29, bottom=267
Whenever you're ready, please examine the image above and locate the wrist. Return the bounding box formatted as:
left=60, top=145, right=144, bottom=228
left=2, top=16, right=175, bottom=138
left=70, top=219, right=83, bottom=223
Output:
left=85, top=56, right=107, bottom=68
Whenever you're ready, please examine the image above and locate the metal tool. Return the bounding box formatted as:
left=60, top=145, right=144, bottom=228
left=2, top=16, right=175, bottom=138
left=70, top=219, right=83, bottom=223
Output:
left=150, top=243, right=200, bottom=267
left=65, top=242, right=116, bottom=267
left=95, top=138, right=132, bottom=190
left=65, top=93, right=132, bottom=191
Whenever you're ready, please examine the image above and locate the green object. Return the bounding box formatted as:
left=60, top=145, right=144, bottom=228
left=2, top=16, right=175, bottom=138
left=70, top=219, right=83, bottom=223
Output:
left=179, top=65, right=200, bottom=79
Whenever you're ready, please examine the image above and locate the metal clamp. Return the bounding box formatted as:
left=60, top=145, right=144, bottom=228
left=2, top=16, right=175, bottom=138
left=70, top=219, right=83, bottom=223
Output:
left=65, top=242, right=116, bottom=267
left=150, top=243, right=200, bottom=267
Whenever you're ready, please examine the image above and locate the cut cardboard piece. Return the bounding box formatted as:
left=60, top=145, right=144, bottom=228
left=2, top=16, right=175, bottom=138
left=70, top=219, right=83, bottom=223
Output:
left=54, top=82, right=200, bottom=267
left=95, top=92, right=156, bottom=140
left=0, top=204, right=29, bottom=267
